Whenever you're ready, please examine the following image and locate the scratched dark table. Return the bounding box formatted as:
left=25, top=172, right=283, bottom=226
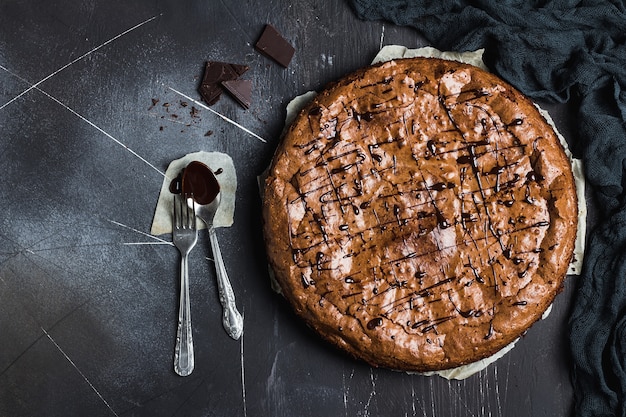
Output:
left=0, top=1, right=581, bottom=416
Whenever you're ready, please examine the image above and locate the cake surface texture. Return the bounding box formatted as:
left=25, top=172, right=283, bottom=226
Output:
left=262, top=57, right=578, bottom=372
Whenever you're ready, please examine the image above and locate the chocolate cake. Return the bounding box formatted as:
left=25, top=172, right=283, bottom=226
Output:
left=262, top=57, right=578, bottom=372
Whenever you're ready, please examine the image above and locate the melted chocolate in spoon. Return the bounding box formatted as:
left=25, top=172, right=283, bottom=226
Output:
left=176, top=161, right=220, bottom=205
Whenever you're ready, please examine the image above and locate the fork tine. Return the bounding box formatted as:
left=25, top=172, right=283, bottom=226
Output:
left=182, top=193, right=195, bottom=230
left=173, top=193, right=181, bottom=229
left=180, top=194, right=187, bottom=229
left=189, top=195, right=196, bottom=230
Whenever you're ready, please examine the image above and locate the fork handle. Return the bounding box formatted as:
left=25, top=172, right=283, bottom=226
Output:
left=174, top=254, right=194, bottom=376
left=209, top=227, right=243, bottom=340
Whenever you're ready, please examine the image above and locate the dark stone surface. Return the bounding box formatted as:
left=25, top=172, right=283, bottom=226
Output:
left=0, top=1, right=578, bottom=416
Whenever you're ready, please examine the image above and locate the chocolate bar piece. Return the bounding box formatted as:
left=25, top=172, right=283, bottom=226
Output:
left=198, top=61, right=249, bottom=105
left=221, top=79, right=252, bottom=109
left=255, top=24, right=295, bottom=68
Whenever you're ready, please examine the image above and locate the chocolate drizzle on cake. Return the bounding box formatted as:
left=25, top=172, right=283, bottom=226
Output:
left=263, top=57, right=577, bottom=372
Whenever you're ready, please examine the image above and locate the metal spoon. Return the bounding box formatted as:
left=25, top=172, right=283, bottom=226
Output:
left=182, top=161, right=243, bottom=340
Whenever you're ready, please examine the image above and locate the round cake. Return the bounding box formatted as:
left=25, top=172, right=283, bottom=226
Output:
left=262, top=57, right=578, bottom=372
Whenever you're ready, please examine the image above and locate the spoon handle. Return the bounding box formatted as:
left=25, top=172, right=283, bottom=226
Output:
left=208, top=227, right=243, bottom=340
left=174, top=253, right=194, bottom=376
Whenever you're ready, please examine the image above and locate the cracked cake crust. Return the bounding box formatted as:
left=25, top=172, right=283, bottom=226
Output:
left=262, top=57, right=578, bottom=372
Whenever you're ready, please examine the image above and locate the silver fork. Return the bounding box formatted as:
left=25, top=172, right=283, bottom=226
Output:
left=172, top=193, right=198, bottom=377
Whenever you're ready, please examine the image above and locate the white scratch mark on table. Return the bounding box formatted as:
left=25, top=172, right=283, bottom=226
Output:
left=481, top=369, right=494, bottom=417
left=120, top=241, right=171, bottom=246
left=267, top=350, right=278, bottom=390
left=266, top=345, right=290, bottom=415
left=502, top=355, right=511, bottom=412
left=342, top=367, right=354, bottom=417
left=407, top=381, right=412, bottom=417
left=107, top=219, right=171, bottom=245
left=216, top=0, right=252, bottom=43
left=1, top=222, right=129, bottom=268
left=240, top=308, right=247, bottom=417
left=0, top=63, right=165, bottom=177
left=42, top=328, right=119, bottom=417
left=379, top=24, right=386, bottom=51
left=363, top=368, right=377, bottom=416
left=342, top=369, right=347, bottom=416
left=480, top=370, right=490, bottom=417
left=448, top=379, right=476, bottom=417
left=39, top=89, right=165, bottom=177
left=167, top=88, right=268, bottom=143
left=409, top=379, right=423, bottom=417
left=0, top=14, right=161, bottom=111
left=428, top=377, right=436, bottom=417
left=494, top=366, right=503, bottom=417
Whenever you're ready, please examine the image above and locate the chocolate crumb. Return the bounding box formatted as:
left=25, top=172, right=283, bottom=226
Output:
left=204, top=130, right=214, bottom=137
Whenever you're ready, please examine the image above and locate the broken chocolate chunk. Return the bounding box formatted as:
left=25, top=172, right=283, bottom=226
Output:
left=254, top=24, right=295, bottom=68
left=198, top=61, right=249, bottom=106
left=221, top=79, right=252, bottom=109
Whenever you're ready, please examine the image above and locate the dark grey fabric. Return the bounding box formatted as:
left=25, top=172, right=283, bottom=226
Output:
left=349, top=1, right=626, bottom=415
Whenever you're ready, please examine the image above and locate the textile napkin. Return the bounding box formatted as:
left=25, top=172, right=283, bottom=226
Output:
left=349, top=0, right=626, bottom=415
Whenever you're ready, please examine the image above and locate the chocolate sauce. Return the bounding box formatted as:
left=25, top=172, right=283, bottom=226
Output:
left=484, top=321, right=494, bottom=339
left=518, top=267, right=529, bottom=278
left=180, top=161, right=220, bottom=205
left=353, top=110, right=374, bottom=122
left=411, top=319, right=429, bottom=329
left=457, top=155, right=473, bottom=165
left=315, top=251, right=325, bottom=270
left=367, top=317, right=383, bottom=330
left=430, top=182, right=450, bottom=191
left=169, top=173, right=183, bottom=194
left=420, top=316, right=454, bottom=334
left=308, top=106, right=322, bottom=116
left=435, top=210, right=450, bottom=229
left=427, top=140, right=437, bottom=155
left=459, top=309, right=476, bottom=318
